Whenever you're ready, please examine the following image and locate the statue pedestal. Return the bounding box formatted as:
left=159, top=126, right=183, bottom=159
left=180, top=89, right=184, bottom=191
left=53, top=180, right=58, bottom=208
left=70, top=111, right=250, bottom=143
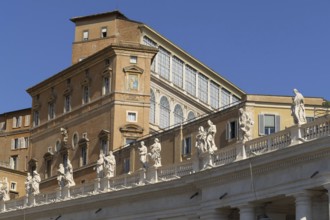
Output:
left=138, top=168, right=146, bottom=185
left=62, top=186, right=71, bottom=199
left=200, top=152, right=214, bottom=170
left=235, top=142, right=246, bottom=161
left=28, top=194, right=35, bottom=206
left=101, top=177, right=110, bottom=191
left=290, top=124, right=305, bottom=146
left=56, top=187, right=62, bottom=200
left=94, top=178, right=101, bottom=192
left=147, top=166, right=159, bottom=183
left=0, top=201, right=5, bottom=212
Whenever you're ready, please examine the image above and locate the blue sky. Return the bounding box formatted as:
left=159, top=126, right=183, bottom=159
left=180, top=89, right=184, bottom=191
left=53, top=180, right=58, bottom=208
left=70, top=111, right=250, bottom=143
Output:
left=0, top=1, right=329, bottom=113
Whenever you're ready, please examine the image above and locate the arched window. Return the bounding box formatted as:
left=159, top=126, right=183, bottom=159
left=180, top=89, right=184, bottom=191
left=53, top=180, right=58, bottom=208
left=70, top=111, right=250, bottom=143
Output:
left=173, top=104, right=184, bottom=125
left=187, top=111, right=195, bottom=121
left=150, top=90, right=156, bottom=124
left=159, top=96, right=170, bottom=129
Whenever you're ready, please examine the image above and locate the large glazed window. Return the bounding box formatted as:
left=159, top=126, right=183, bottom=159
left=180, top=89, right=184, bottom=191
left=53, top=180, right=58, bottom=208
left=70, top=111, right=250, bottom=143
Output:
left=159, top=96, right=170, bottom=129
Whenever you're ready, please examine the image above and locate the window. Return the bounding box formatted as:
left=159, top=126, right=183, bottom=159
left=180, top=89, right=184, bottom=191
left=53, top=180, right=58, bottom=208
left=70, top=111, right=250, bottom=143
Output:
left=258, top=114, right=280, bottom=135
left=172, top=57, right=183, bottom=88
left=210, top=81, right=220, bottom=109
left=221, top=88, right=231, bottom=108
left=187, top=111, right=195, bottom=121
left=12, top=116, right=22, bottom=128
left=126, top=138, right=136, bottom=145
left=33, top=111, right=39, bottom=127
left=101, top=27, right=107, bottom=38
left=173, top=104, right=184, bottom=125
left=11, top=138, right=21, bottom=150
left=130, top=56, right=137, bottom=64
left=226, top=120, right=238, bottom=140
left=150, top=90, right=156, bottom=124
left=45, top=159, right=52, bottom=179
left=62, top=154, right=68, bottom=168
left=0, top=122, right=5, bottom=131
left=123, top=158, right=130, bottom=173
left=48, top=102, right=55, bottom=120
left=102, top=76, right=110, bottom=95
left=81, top=145, right=87, bottom=166
left=55, top=140, right=61, bottom=152
left=127, top=111, right=137, bottom=122
left=64, top=95, right=71, bottom=113
left=142, top=36, right=157, bottom=71
left=306, top=116, right=314, bottom=123
left=232, top=95, right=240, bottom=104
left=82, top=86, right=89, bottom=104
left=83, top=30, right=89, bottom=41
left=182, top=136, right=192, bottom=156
left=185, top=66, right=196, bottom=97
left=72, top=133, right=79, bottom=149
left=10, top=156, right=18, bottom=170
left=10, top=182, right=17, bottom=191
left=159, top=96, right=170, bottom=129
left=24, top=115, right=30, bottom=127
left=100, top=139, right=108, bottom=155
left=158, top=47, right=170, bottom=80
left=198, top=74, right=208, bottom=103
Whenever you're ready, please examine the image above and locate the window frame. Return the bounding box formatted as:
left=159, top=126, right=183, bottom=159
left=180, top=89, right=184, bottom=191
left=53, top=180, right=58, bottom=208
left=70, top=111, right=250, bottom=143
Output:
left=127, top=111, right=138, bottom=123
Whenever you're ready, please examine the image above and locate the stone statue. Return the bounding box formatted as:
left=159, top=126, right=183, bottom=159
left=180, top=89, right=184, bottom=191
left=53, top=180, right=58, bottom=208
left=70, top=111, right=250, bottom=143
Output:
left=95, top=152, right=105, bottom=178
left=239, top=108, right=254, bottom=142
left=206, top=120, right=217, bottom=153
left=138, top=141, right=148, bottom=168
left=60, top=127, right=68, bottom=145
left=31, top=170, right=41, bottom=195
left=195, top=126, right=207, bottom=154
left=64, top=159, right=75, bottom=187
left=57, top=163, right=65, bottom=188
left=149, top=138, right=162, bottom=167
left=292, top=89, right=307, bottom=125
left=25, top=173, right=32, bottom=196
left=104, top=151, right=116, bottom=178
left=0, top=177, right=10, bottom=201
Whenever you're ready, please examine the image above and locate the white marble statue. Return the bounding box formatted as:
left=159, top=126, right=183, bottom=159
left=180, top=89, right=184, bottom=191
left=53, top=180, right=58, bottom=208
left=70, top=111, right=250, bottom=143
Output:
left=0, top=177, right=10, bottom=201
left=104, top=151, right=116, bottom=178
left=96, top=152, right=105, bottom=178
left=60, top=127, right=68, bottom=145
left=239, top=108, right=254, bottom=142
left=31, top=170, right=41, bottom=195
left=57, top=163, right=65, bottom=188
left=292, top=89, right=307, bottom=125
left=149, top=138, right=162, bottom=167
left=65, top=159, right=75, bottom=187
left=138, top=141, right=148, bottom=168
left=25, top=173, right=32, bottom=196
left=195, top=126, right=207, bottom=154
left=206, top=120, right=217, bottom=153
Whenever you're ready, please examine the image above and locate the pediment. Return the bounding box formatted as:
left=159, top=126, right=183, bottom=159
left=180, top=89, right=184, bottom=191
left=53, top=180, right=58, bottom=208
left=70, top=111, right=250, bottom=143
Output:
left=119, top=124, right=144, bottom=134
left=98, top=129, right=110, bottom=138
left=123, top=65, right=144, bottom=74
left=102, top=67, right=113, bottom=77
left=43, top=152, right=54, bottom=160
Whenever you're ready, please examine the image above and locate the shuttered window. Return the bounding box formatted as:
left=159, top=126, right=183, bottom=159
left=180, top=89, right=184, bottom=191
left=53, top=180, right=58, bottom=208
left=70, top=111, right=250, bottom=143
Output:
left=258, top=114, right=280, bottom=135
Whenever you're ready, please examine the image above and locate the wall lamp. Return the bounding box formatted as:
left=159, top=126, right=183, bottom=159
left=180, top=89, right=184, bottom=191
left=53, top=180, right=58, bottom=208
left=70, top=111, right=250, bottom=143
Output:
left=219, top=192, right=228, bottom=200
left=95, top=208, right=102, bottom=214
left=55, top=215, right=61, bottom=220
left=190, top=192, right=199, bottom=199
left=310, top=171, right=319, bottom=178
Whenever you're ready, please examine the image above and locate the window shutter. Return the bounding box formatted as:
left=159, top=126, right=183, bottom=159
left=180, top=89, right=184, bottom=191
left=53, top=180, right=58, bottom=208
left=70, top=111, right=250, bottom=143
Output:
left=235, top=120, right=239, bottom=140
left=12, top=117, right=17, bottom=128
left=225, top=122, right=230, bottom=140
left=21, top=137, right=26, bottom=148
left=11, top=139, right=15, bottom=150
left=0, top=122, right=5, bottom=130
left=18, top=116, right=22, bottom=127
left=10, top=157, right=14, bottom=169
left=25, top=115, right=30, bottom=126
left=275, top=115, right=281, bottom=132
left=258, top=114, right=265, bottom=135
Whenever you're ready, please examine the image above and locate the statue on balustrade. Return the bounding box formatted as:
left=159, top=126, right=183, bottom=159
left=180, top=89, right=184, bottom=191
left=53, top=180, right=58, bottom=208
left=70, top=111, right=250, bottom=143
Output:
left=104, top=151, right=116, bottom=178
left=292, top=88, right=307, bottom=125
left=25, top=173, right=32, bottom=196
left=196, top=120, right=218, bottom=155
left=95, top=152, right=105, bottom=178
left=149, top=138, right=162, bottom=167
left=138, top=141, right=148, bottom=168
left=60, top=127, right=69, bottom=148
left=31, top=170, right=41, bottom=195
left=65, top=159, right=75, bottom=187
left=0, top=177, right=10, bottom=201
left=239, top=108, right=254, bottom=142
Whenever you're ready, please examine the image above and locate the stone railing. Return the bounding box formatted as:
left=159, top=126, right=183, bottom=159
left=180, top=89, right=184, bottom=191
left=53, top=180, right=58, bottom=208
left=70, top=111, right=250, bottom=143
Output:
left=0, top=161, right=10, bottom=169
left=2, top=115, right=330, bottom=213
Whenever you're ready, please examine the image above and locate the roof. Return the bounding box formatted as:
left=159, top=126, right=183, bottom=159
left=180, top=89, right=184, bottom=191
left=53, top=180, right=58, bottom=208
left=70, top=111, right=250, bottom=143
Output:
left=70, top=10, right=128, bottom=23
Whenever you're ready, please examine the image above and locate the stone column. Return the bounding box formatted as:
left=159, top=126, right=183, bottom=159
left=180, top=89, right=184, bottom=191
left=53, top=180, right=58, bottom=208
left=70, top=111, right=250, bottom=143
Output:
left=293, top=191, right=313, bottom=220
left=239, top=204, right=255, bottom=220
